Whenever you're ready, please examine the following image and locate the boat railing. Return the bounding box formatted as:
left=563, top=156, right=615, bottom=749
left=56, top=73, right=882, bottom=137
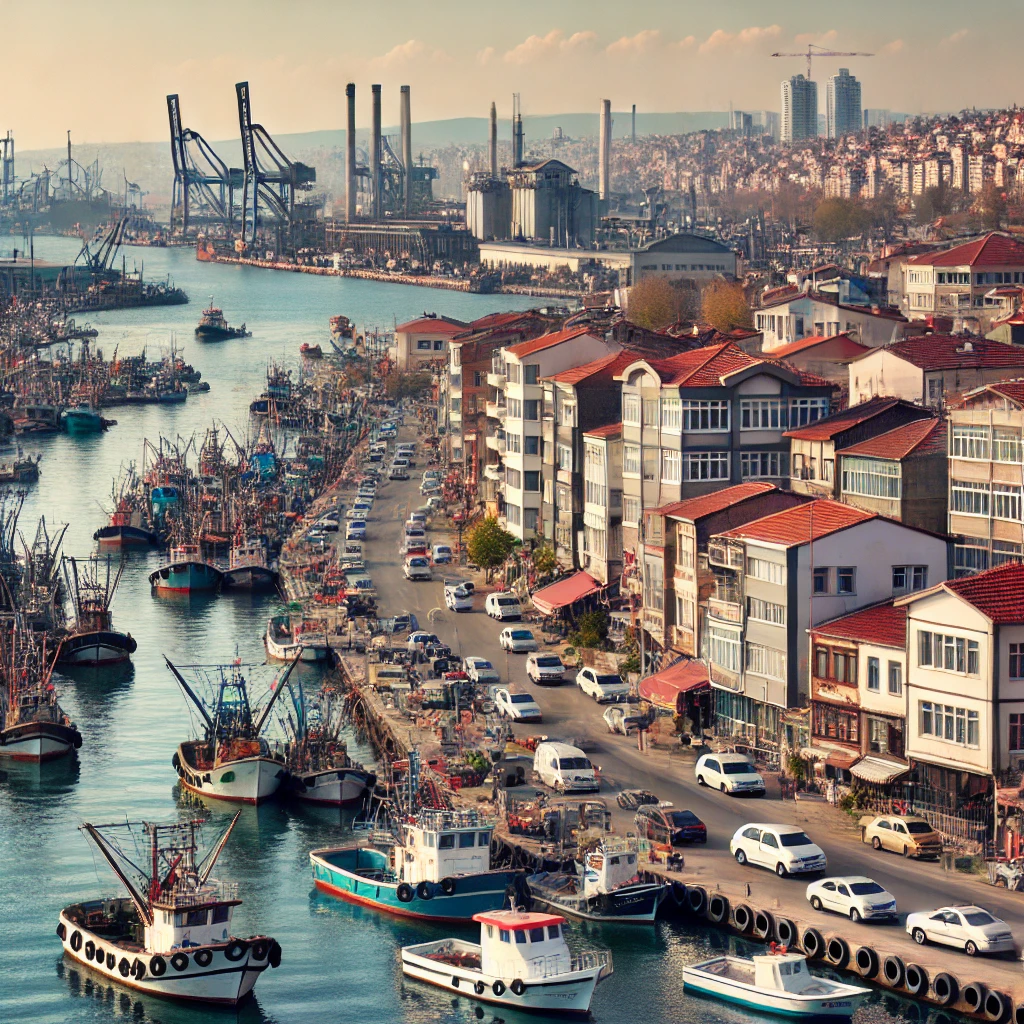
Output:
left=569, top=950, right=613, bottom=975
left=156, top=880, right=239, bottom=909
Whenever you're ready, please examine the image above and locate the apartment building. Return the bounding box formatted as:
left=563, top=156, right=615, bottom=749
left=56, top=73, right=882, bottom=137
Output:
left=755, top=291, right=907, bottom=352
left=706, top=500, right=948, bottom=753
left=580, top=423, right=623, bottom=586
left=764, top=333, right=873, bottom=388
left=394, top=314, right=468, bottom=371
left=947, top=379, right=1024, bottom=575
left=781, top=74, right=817, bottom=144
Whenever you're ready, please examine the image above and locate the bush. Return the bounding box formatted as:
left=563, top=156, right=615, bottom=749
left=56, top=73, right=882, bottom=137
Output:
left=568, top=610, right=609, bottom=650
left=787, top=755, right=806, bottom=782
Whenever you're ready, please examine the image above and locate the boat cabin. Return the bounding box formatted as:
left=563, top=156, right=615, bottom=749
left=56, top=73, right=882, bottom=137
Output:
left=400, top=809, right=493, bottom=883
left=169, top=543, right=203, bottom=564
left=581, top=837, right=640, bottom=898
left=752, top=952, right=818, bottom=993
left=148, top=887, right=241, bottom=951
left=230, top=538, right=267, bottom=569
left=473, top=909, right=571, bottom=979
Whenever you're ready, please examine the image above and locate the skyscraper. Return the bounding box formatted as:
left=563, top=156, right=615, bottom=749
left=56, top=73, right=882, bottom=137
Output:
left=781, top=75, right=818, bottom=144
left=826, top=68, right=862, bottom=139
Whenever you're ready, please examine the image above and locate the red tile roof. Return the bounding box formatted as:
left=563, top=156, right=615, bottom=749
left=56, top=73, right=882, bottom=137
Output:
left=466, top=311, right=528, bottom=331
left=544, top=351, right=638, bottom=386
left=944, top=563, right=1024, bottom=623
left=505, top=326, right=600, bottom=358
left=873, top=334, right=1024, bottom=372
left=582, top=421, right=622, bottom=439
left=759, top=290, right=907, bottom=321
left=812, top=601, right=907, bottom=648
left=905, top=232, right=1024, bottom=268
left=395, top=315, right=468, bottom=334
left=784, top=396, right=906, bottom=441
left=649, top=482, right=777, bottom=522
left=838, top=418, right=944, bottom=460
left=980, top=379, right=1024, bottom=406
left=769, top=333, right=873, bottom=360
left=717, top=499, right=875, bottom=548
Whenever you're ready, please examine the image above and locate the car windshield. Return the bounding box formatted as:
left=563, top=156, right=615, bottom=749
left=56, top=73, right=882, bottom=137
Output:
left=669, top=811, right=700, bottom=826
left=409, top=559, right=427, bottom=567
left=558, top=757, right=592, bottom=770
left=510, top=631, right=532, bottom=640
left=536, top=657, right=562, bottom=667
left=473, top=661, right=493, bottom=670
left=723, top=762, right=758, bottom=775
left=963, top=910, right=996, bottom=925
left=850, top=882, right=885, bottom=896
left=595, top=674, right=623, bottom=686
left=905, top=821, right=934, bottom=834
left=779, top=832, right=813, bottom=847
left=509, top=695, right=533, bottom=704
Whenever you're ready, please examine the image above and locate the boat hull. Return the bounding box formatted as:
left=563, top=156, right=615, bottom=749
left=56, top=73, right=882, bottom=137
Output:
left=175, top=746, right=286, bottom=804
left=289, top=767, right=376, bottom=807
left=57, top=630, right=137, bottom=665
left=310, top=847, right=520, bottom=922
left=149, top=560, right=222, bottom=593
left=94, top=524, right=159, bottom=547
left=0, top=720, right=82, bottom=762
left=57, top=911, right=273, bottom=1006
left=63, top=413, right=104, bottom=435
left=222, top=565, right=278, bottom=591
left=265, top=626, right=327, bottom=662
left=529, top=881, right=666, bottom=923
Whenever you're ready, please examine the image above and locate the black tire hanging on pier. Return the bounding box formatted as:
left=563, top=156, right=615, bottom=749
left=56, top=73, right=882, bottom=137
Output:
left=775, top=918, right=797, bottom=947
left=754, top=910, right=774, bottom=939
left=84, top=940, right=95, bottom=960
left=451, top=976, right=460, bottom=989
left=964, top=983, right=987, bottom=1014
left=474, top=981, right=486, bottom=995
left=854, top=945, right=879, bottom=979
left=149, top=955, right=167, bottom=977
left=800, top=928, right=824, bottom=959
left=224, top=940, right=248, bottom=962
left=118, top=958, right=131, bottom=978
left=826, top=936, right=850, bottom=969
left=904, top=963, right=929, bottom=996
left=417, top=882, right=434, bottom=901
left=932, top=972, right=958, bottom=1006
left=440, top=877, right=456, bottom=895
left=194, top=949, right=213, bottom=968
left=170, top=952, right=189, bottom=973
left=511, top=979, right=526, bottom=996
left=986, top=991, right=1011, bottom=1023
left=670, top=881, right=687, bottom=908
left=707, top=894, right=729, bottom=924
left=131, top=959, right=145, bottom=980
left=492, top=980, right=506, bottom=997
left=882, top=955, right=905, bottom=988
left=733, top=904, right=753, bottom=933
left=687, top=886, right=707, bottom=916
left=70, top=930, right=82, bottom=952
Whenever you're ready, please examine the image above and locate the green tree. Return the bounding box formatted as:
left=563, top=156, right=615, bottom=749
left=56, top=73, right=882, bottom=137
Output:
left=569, top=609, right=609, bottom=650
left=812, top=197, right=869, bottom=242
left=532, top=544, right=557, bottom=577
left=466, top=516, right=516, bottom=581
left=701, top=279, right=753, bottom=332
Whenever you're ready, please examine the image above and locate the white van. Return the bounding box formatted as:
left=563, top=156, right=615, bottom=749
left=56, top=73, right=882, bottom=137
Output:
left=533, top=741, right=599, bottom=794
left=485, top=592, right=522, bottom=620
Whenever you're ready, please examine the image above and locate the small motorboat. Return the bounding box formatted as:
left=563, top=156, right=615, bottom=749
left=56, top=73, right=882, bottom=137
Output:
left=149, top=542, right=222, bottom=593
left=682, top=948, right=869, bottom=1017
left=400, top=903, right=612, bottom=1015
left=265, top=614, right=329, bottom=662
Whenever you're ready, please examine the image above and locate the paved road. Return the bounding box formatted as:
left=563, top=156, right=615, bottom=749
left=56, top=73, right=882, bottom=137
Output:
left=355, top=439, right=1024, bottom=957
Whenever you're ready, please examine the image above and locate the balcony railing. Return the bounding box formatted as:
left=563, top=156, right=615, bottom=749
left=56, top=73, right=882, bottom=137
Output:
left=710, top=663, right=743, bottom=691
left=487, top=371, right=506, bottom=388
left=485, top=401, right=506, bottom=420
left=708, top=541, right=744, bottom=570
left=708, top=597, right=743, bottom=623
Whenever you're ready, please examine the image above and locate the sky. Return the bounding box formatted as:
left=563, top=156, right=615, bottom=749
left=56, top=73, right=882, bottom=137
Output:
left=3, top=0, right=1020, bottom=150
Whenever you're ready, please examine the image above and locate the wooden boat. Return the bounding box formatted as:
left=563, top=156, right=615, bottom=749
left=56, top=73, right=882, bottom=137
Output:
left=299, top=343, right=323, bottom=359
left=400, top=905, right=611, bottom=1015
left=195, top=302, right=250, bottom=341
left=220, top=538, right=277, bottom=591
left=265, top=614, right=329, bottom=662
left=0, top=451, right=41, bottom=484
left=57, top=813, right=281, bottom=1005
left=57, top=556, right=137, bottom=666
left=682, top=949, right=869, bottom=1017
left=149, top=542, right=223, bottom=593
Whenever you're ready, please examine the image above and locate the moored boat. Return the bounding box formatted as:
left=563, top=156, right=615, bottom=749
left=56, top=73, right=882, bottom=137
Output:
left=195, top=302, right=250, bottom=341
left=62, top=403, right=106, bottom=435
left=220, top=537, right=277, bottom=591
left=299, top=343, right=323, bottom=359
left=149, top=542, right=223, bottom=593
left=57, top=556, right=137, bottom=666
left=265, top=613, right=329, bottom=662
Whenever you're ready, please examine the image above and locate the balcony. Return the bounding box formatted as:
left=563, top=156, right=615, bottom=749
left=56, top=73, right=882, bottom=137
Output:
left=672, top=624, right=696, bottom=655
left=487, top=370, right=506, bottom=388
left=642, top=607, right=664, bottom=639
left=483, top=464, right=502, bottom=482
left=708, top=540, right=744, bottom=570
left=485, top=401, right=506, bottom=421
left=485, top=432, right=507, bottom=454
left=708, top=597, right=743, bottom=624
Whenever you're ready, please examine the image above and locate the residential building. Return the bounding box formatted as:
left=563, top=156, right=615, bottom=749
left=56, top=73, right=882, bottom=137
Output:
left=764, top=333, right=873, bottom=389
left=837, top=418, right=948, bottom=534
left=848, top=334, right=1024, bottom=408
left=707, top=500, right=948, bottom=753
left=781, top=75, right=818, bottom=144
left=897, top=563, right=1024, bottom=841
left=580, top=423, right=623, bottom=586
left=755, top=290, right=907, bottom=351
left=785, top=397, right=936, bottom=500
left=826, top=69, right=862, bottom=140
left=394, top=314, right=468, bottom=371
left=863, top=108, right=891, bottom=130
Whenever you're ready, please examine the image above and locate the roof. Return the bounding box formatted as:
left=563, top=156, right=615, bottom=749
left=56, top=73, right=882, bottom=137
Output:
left=473, top=910, right=564, bottom=931
left=769, top=332, right=873, bottom=360
left=759, top=289, right=907, bottom=321
left=866, top=334, right=1024, bottom=372
left=395, top=315, right=468, bottom=335
left=812, top=601, right=907, bottom=648
left=638, top=659, right=709, bottom=711
left=544, top=351, right=638, bottom=386
left=943, top=563, right=1024, bottom=623
left=516, top=158, right=576, bottom=175
left=636, top=233, right=733, bottom=255
left=530, top=571, right=602, bottom=616
left=905, top=232, right=1024, bottom=268
left=505, top=326, right=598, bottom=359
left=783, top=396, right=907, bottom=441
left=583, top=421, right=623, bottom=439
left=838, top=418, right=945, bottom=460
left=717, top=499, right=875, bottom=549
left=649, top=482, right=777, bottom=523
left=963, top=378, right=1024, bottom=407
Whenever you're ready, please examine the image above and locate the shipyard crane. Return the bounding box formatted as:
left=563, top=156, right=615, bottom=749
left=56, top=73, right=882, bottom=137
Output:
left=76, top=215, right=128, bottom=273
left=770, top=43, right=873, bottom=79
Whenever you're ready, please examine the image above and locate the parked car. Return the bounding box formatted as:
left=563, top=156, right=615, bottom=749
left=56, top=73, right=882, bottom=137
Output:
left=463, top=656, right=500, bottom=684
left=408, top=510, right=427, bottom=526
left=805, top=876, right=897, bottom=922
left=575, top=667, right=629, bottom=703
left=635, top=805, right=707, bottom=846
left=526, top=653, right=565, bottom=685
left=485, top=592, right=522, bottom=620
left=694, top=752, right=765, bottom=796
left=403, top=556, right=432, bottom=581
left=533, top=741, right=599, bottom=794
left=406, top=631, right=439, bottom=653
left=494, top=688, right=542, bottom=723
left=860, top=814, right=943, bottom=859
left=345, top=521, right=366, bottom=541
left=905, top=905, right=1015, bottom=956
left=444, top=580, right=474, bottom=611
left=602, top=705, right=646, bottom=735
left=388, top=467, right=409, bottom=481
left=729, top=824, right=827, bottom=877
left=432, top=544, right=453, bottom=564
left=499, top=627, right=538, bottom=653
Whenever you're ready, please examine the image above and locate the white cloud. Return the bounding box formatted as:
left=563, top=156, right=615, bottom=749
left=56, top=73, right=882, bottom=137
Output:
left=503, top=29, right=596, bottom=65
left=882, top=38, right=905, bottom=54
left=476, top=46, right=495, bottom=66
left=699, top=24, right=781, bottom=54
left=794, top=29, right=838, bottom=46
left=605, top=29, right=661, bottom=56
left=941, top=28, right=969, bottom=45
left=676, top=35, right=696, bottom=50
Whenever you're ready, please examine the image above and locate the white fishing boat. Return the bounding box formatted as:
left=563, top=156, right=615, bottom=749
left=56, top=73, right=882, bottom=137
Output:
left=682, top=949, right=869, bottom=1017
left=265, top=614, right=329, bottom=662
left=401, top=904, right=612, bottom=1015
left=57, top=813, right=281, bottom=1006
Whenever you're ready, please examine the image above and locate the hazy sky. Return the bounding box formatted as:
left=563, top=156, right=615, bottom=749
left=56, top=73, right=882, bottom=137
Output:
left=5, top=0, right=1020, bottom=149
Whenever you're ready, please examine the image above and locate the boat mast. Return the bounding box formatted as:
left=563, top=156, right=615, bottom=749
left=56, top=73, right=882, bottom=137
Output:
left=163, top=656, right=215, bottom=732
left=253, top=649, right=303, bottom=735
left=198, top=810, right=241, bottom=883
left=82, top=823, right=154, bottom=925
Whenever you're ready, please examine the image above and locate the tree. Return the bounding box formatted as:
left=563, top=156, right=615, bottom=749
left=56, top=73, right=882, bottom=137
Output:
left=569, top=610, right=609, bottom=650
left=812, top=197, right=869, bottom=242
left=532, top=544, right=557, bottom=577
left=627, top=276, right=696, bottom=330
left=701, top=279, right=753, bottom=332
left=384, top=371, right=432, bottom=400
left=465, top=516, right=516, bottom=580
left=976, top=183, right=1007, bottom=231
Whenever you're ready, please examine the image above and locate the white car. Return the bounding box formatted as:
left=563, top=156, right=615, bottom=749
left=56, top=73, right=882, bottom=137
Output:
left=694, top=752, right=766, bottom=796
left=494, top=688, right=543, bottom=722
left=602, top=705, right=646, bottom=735
left=906, top=905, right=1015, bottom=956
left=499, top=627, right=538, bottom=653
left=403, top=556, right=431, bottom=581
left=463, top=656, right=500, bottom=684
left=575, top=667, right=629, bottom=703
left=406, top=631, right=439, bottom=653
left=729, top=823, right=827, bottom=877
left=805, top=876, right=897, bottom=923
left=526, top=653, right=565, bottom=685
left=444, top=581, right=474, bottom=612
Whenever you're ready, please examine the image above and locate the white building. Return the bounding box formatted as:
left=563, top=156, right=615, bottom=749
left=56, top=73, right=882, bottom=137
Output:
left=580, top=422, right=623, bottom=585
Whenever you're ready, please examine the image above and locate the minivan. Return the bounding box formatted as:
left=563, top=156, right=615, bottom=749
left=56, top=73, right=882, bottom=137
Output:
left=485, top=592, right=522, bottom=620
left=533, top=741, right=599, bottom=794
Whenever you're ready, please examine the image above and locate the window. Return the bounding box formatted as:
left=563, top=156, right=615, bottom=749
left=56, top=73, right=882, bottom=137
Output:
left=211, top=905, right=230, bottom=924
left=682, top=400, right=729, bottom=431
left=746, top=557, right=785, bottom=585
left=747, top=597, right=786, bottom=625
left=993, top=485, right=1022, bottom=521
left=642, top=448, right=658, bottom=481
left=459, top=831, right=475, bottom=848
left=623, top=496, right=641, bottom=524
left=951, top=424, right=990, bottom=459
left=676, top=595, right=694, bottom=629
left=951, top=479, right=989, bottom=516
left=892, top=566, right=927, bottom=594
left=524, top=508, right=539, bottom=532
left=623, top=394, right=641, bottom=424
left=524, top=435, right=539, bottom=456
left=741, top=451, right=789, bottom=479
left=812, top=703, right=860, bottom=742
left=993, top=427, right=1023, bottom=464
left=661, top=449, right=681, bottom=483
left=867, top=657, right=880, bottom=691
left=559, top=401, right=576, bottom=426
left=888, top=661, right=903, bottom=695
left=585, top=478, right=607, bottom=506
left=955, top=542, right=989, bottom=574
left=416, top=339, right=431, bottom=350
left=746, top=642, right=786, bottom=680
left=842, top=457, right=901, bottom=499
left=813, top=567, right=829, bottom=594
left=837, top=567, right=855, bottom=595
left=661, top=397, right=682, bottom=431
left=505, top=503, right=521, bottom=526
left=684, top=451, right=729, bottom=480
left=557, top=445, right=572, bottom=471
left=1011, top=714, right=1024, bottom=752
left=507, top=397, right=522, bottom=419
left=524, top=471, right=540, bottom=492
left=917, top=630, right=980, bottom=675
left=643, top=398, right=660, bottom=427
left=547, top=924, right=561, bottom=939
left=1011, top=643, right=1024, bottom=679
left=920, top=701, right=979, bottom=747
left=523, top=400, right=539, bottom=421
left=789, top=397, right=829, bottom=426
left=523, top=364, right=539, bottom=384
left=505, top=467, right=521, bottom=489
left=992, top=540, right=1022, bottom=567
left=500, top=929, right=510, bottom=943
left=741, top=399, right=788, bottom=430
left=709, top=625, right=741, bottom=672
left=623, top=444, right=641, bottom=476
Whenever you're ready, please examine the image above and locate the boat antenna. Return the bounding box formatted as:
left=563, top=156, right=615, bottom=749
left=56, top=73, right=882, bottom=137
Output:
left=253, top=648, right=304, bottom=735
left=81, top=823, right=154, bottom=925
left=198, top=810, right=241, bottom=883
left=163, top=656, right=215, bottom=732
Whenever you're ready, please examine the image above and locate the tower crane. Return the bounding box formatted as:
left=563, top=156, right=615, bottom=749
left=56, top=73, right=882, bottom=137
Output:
left=770, top=43, right=873, bottom=79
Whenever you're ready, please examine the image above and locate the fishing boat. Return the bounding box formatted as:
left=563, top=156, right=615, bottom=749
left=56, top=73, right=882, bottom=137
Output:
left=57, top=813, right=281, bottom=1005
left=527, top=835, right=667, bottom=923
left=310, top=808, right=522, bottom=921
left=165, top=656, right=297, bottom=804
left=13, top=401, right=62, bottom=435
left=401, top=904, right=612, bottom=1016
left=149, top=542, right=223, bottom=593
left=0, top=450, right=41, bottom=484
left=95, top=498, right=158, bottom=547
left=299, top=343, right=323, bottom=359
left=195, top=302, right=250, bottom=341
left=329, top=314, right=354, bottom=341
left=57, top=556, right=137, bottom=666
left=682, top=949, right=869, bottom=1017
left=62, top=403, right=106, bottom=436
left=220, top=537, right=277, bottom=591
left=265, top=613, right=329, bottom=662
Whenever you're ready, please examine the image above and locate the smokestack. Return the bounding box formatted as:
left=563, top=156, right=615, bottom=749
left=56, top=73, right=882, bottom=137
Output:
left=489, top=102, right=498, bottom=178
left=512, top=93, right=524, bottom=168
left=345, top=83, right=356, bottom=222
left=371, top=83, right=382, bottom=219
left=599, top=99, right=611, bottom=201
left=400, top=85, right=412, bottom=217
left=631, top=104, right=636, bottom=142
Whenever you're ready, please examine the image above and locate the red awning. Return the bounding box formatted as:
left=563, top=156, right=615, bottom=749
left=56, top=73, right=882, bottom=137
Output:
left=638, top=659, right=710, bottom=712
left=825, top=748, right=860, bottom=770
left=530, top=571, right=602, bottom=616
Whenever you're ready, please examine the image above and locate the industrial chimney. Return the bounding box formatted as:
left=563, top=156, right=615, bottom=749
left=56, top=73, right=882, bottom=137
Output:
left=512, top=93, right=524, bottom=168
left=371, top=83, right=382, bottom=219
left=599, top=99, right=612, bottom=201
left=345, top=84, right=356, bottom=222
left=489, top=102, right=498, bottom=178
left=400, top=85, right=412, bottom=217
left=631, top=104, right=636, bottom=142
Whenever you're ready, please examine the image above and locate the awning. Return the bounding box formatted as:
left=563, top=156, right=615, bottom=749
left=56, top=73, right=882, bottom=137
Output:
left=638, top=659, right=710, bottom=712
left=825, top=749, right=860, bottom=770
left=850, top=756, right=909, bottom=785
left=530, top=571, right=602, bottom=616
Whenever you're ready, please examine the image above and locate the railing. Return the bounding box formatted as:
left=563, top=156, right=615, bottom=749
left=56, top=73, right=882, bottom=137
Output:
left=570, top=950, right=613, bottom=975
left=487, top=371, right=506, bottom=388
left=710, top=664, right=743, bottom=691
left=708, top=597, right=742, bottom=623
left=708, top=542, right=744, bottom=570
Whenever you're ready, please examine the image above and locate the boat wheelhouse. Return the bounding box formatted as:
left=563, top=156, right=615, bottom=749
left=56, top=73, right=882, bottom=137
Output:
left=57, top=556, right=137, bottom=665
left=195, top=303, right=250, bottom=341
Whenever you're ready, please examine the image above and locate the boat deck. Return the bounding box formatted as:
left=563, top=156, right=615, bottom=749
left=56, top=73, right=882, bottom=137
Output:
left=694, top=958, right=836, bottom=997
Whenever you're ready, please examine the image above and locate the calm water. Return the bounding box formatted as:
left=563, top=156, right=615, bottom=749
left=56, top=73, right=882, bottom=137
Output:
left=0, top=238, right=945, bottom=1024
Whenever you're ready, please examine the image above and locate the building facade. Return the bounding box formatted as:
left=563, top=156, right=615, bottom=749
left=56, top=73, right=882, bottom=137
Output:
left=580, top=423, right=623, bottom=586
left=826, top=69, right=862, bottom=140
left=781, top=75, right=818, bottom=144
left=395, top=315, right=468, bottom=371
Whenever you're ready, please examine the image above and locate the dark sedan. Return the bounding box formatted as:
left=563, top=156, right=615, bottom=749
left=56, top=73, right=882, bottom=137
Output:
left=635, top=805, right=707, bottom=846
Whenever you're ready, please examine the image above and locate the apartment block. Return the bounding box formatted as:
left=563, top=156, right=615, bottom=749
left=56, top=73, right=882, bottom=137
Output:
left=580, top=423, right=623, bottom=586
left=394, top=314, right=467, bottom=372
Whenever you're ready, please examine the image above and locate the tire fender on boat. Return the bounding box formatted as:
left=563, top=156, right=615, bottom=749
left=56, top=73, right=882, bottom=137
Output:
left=269, top=941, right=282, bottom=969
left=986, top=991, right=1011, bottom=1024
left=118, top=957, right=131, bottom=978
left=800, top=927, right=824, bottom=959
left=56, top=923, right=66, bottom=941
left=170, top=952, right=189, bottom=972
left=149, top=955, right=167, bottom=976
left=194, top=949, right=213, bottom=967
left=904, top=963, right=929, bottom=996
left=492, top=980, right=506, bottom=996
left=106, top=951, right=116, bottom=970
left=132, top=959, right=145, bottom=980
left=1013, top=1001, right=1024, bottom=1024
left=440, top=877, right=456, bottom=895
left=474, top=981, right=486, bottom=995
left=687, top=886, right=707, bottom=916
left=70, top=930, right=83, bottom=952
left=775, top=918, right=797, bottom=947
left=882, top=955, right=905, bottom=988
left=707, top=894, right=729, bottom=924
left=416, top=881, right=434, bottom=900
left=732, top=903, right=753, bottom=933
left=396, top=883, right=414, bottom=903
left=251, top=940, right=270, bottom=961
left=855, top=945, right=879, bottom=978
left=511, top=979, right=526, bottom=996
left=932, top=972, right=959, bottom=1006
left=224, top=940, right=249, bottom=962
left=964, top=983, right=987, bottom=1014
left=753, top=910, right=774, bottom=939
left=84, top=940, right=95, bottom=960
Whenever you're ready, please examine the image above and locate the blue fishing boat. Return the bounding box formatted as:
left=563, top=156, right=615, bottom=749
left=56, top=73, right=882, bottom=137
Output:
left=310, top=809, right=522, bottom=923
left=148, top=542, right=223, bottom=593
left=62, top=404, right=105, bottom=436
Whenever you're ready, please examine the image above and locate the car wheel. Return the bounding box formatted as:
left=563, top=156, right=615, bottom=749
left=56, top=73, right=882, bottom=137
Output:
left=720, top=783, right=727, bottom=793
left=965, top=941, right=978, bottom=957
left=912, top=928, right=927, bottom=945
left=776, top=862, right=788, bottom=878
left=696, top=775, right=706, bottom=787
left=871, top=837, right=882, bottom=850
left=735, top=849, right=747, bottom=865
left=850, top=908, right=861, bottom=923
left=811, top=896, right=823, bottom=911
